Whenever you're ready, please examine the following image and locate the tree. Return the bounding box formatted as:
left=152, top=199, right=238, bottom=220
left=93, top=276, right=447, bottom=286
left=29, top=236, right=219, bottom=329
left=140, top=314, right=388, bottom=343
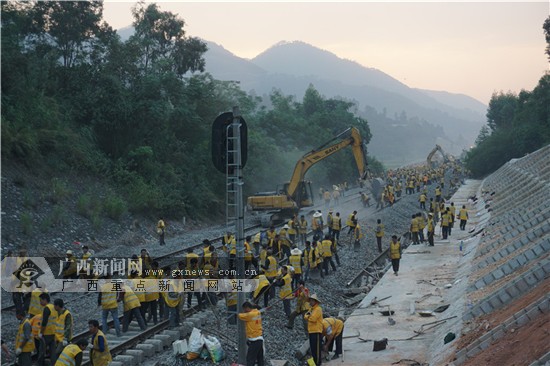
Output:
left=544, top=15, right=550, bottom=61
left=130, top=2, right=206, bottom=76
left=486, top=92, right=517, bottom=132
left=30, top=1, right=112, bottom=67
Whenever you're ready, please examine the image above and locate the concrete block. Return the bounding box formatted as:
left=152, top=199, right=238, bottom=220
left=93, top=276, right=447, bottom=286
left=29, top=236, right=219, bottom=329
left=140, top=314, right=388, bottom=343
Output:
left=532, top=245, right=545, bottom=256
left=513, top=241, right=523, bottom=250
left=178, top=322, right=194, bottom=338
left=543, top=261, right=550, bottom=273
left=521, top=236, right=530, bottom=245
left=501, top=263, right=513, bottom=275
left=135, top=343, right=155, bottom=357
left=125, top=349, right=144, bottom=364
left=533, top=267, right=546, bottom=281
left=474, top=280, right=485, bottom=290
left=270, top=360, right=289, bottom=366
left=509, top=258, right=522, bottom=270
left=498, top=290, right=512, bottom=305
left=515, top=314, right=529, bottom=327
left=525, top=273, right=538, bottom=286
left=506, top=284, right=521, bottom=299
left=466, top=348, right=481, bottom=358
left=109, top=362, right=124, bottom=366
left=541, top=239, right=550, bottom=251
left=483, top=273, right=494, bottom=285
left=525, top=249, right=537, bottom=261
left=161, top=330, right=180, bottom=342
left=489, top=296, right=503, bottom=309
left=493, top=268, right=505, bottom=280
left=479, top=337, right=492, bottom=350
left=188, top=317, right=202, bottom=328
left=516, top=255, right=528, bottom=266
left=113, top=355, right=134, bottom=364
left=525, top=307, right=542, bottom=321
left=153, top=334, right=172, bottom=348
left=537, top=299, right=550, bottom=312
left=143, top=339, right=163, bottom=353
left=492, top=325, right=505, bottom=339
left=481, top=301, right=493, bottom=314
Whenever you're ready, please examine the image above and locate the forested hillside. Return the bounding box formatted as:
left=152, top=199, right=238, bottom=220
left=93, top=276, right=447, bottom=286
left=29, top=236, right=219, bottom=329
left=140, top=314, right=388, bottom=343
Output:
left=1, top=1, right=382, bottom=223
left=465, top=16, right=550, bottom=177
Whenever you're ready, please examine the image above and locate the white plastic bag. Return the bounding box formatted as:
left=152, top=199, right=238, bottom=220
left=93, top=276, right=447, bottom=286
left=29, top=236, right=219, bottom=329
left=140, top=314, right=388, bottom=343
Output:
left=204, top=335, right=225, bottom=362
left=186, top=328, right=204, bottom=360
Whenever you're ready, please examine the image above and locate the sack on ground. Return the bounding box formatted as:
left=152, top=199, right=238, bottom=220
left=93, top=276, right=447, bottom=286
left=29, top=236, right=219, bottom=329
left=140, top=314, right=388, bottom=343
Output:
left=204, top=335, right=225, bottom=362
left=186, top=328, right=204, bottom=360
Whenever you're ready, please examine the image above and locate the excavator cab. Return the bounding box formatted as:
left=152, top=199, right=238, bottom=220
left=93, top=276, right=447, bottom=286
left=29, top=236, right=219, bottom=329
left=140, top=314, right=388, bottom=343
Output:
left=284, top=181, right=314, bottom=208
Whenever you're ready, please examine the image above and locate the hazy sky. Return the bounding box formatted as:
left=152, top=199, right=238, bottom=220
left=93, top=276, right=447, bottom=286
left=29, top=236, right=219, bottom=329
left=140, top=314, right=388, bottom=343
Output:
left=102, top=1, right=549, bottom=104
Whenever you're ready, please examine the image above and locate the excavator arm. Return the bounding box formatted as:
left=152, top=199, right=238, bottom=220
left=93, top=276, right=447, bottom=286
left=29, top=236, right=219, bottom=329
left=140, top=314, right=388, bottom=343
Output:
left=286, top=127, right=368, bottom=199
left=427, top=144, right=446, bottom=168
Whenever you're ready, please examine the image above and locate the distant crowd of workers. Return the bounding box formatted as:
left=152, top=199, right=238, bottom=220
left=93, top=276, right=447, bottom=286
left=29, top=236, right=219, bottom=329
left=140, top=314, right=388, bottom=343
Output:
left=7, top=163, right=467, bottom=366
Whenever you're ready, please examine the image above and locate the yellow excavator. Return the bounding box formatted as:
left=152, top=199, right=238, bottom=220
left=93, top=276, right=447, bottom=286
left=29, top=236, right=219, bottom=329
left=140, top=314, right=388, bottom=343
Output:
left=426, top=144, right=454, bottom=168
left=247, top=127, right=368, bottom=225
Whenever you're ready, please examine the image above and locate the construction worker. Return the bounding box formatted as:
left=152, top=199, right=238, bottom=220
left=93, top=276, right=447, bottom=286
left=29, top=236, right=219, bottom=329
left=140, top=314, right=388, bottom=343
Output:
left=286, top=280, right=310, bottom=335
left=459, top=205, right=469, bottom=230
left=223, top=231, right=237, bottom=269
left=253, top=231, right=262, bottom=256
left=140, top=248, right=152, bottom=271
left=15, top=310, right=34, bottom=366
left=262, top=250, right=278, bottom=299
left=310, top=239, right=324, bottom=279
left=361, top=192, right=370, bottom=207
left=419, top=193, right=427, bottom=210
left=288, top=248, right=304, bottom=289
left=331, top=212, right=342, bottom=242
left=244, top=236, right=257, bottom=271
left=157, top=217, right=166, bottom=245
left=186, top=258, right=203, bottom=309
left=395, top=181, right=402, bottom=197
left=441, top=208, right=451, bottom=239
left=30, top=310, right=42, bottom=357
left=238, top=302, right=264, bottom=366
left=266, top=226, right=277, bottom=242
left=61, top=250, right=77, bottom=279
left=28, top=287, right=46, bottom=318
left=162, top=274, right=182, bottom=328
left=427, top=213, right=435, bottom=246
left=417, top=213, right=426, bottom=243
left=410, top=214, right=419, bottom=245
left=53, top=299, right=73, bottom=364
left=322, top=317, right=344, bottom=360
left=312, top=211, right=323, bottom=239
left=79, top=245, right=93, bottom=278
left=54, top=339, right=88, bottom=366
left=98, top=276, right=122, bottom=336
left=274, top=266, right=293, bottom=317
left=88, top=319, right=112, bottom=366
left=129, top=269, right=149, bottom=327
left=252, top=272, right=271, bottom=308
left=449, top=202, right=456, bottom=236
left=288, top=215, right=298, bottom=244
left=304, top=294, right=323, bottom=366
left=119, top=282, right=146, bottom=332
left=352, top=221, right=363, bottom=251
left=435, top=186, right=442, bottom=202
left=346, top=211, right=357, bottom=235
left=298, top=215, right=308, bottom=246
left=326, top=209, right=334, bottom=238
left=278, top=225, right=291, bottom=259
left=389, top=235, right=402, bottom=276
left=323, top=189, right=331, bottom=209
left=145, top=261, right=162, bottom=323
left=225, top=278, right=238, bottom=325
left=38, top=293, right=57, bottom=366
left=302, top=241, right=312, bottom=281
left=320, top=235, right=336, bottom=275
left=375, top=219, right=384, bottom=253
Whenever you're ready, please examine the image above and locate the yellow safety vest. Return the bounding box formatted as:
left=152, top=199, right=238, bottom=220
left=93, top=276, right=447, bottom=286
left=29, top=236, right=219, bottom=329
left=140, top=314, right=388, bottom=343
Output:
left=411, top=218, right=419, bottom=232
left=390, top=241, right=401, bottom=259
left=346, top=214, right=355, bottom=227
left=428, top=218, right=434, bottom=232
left=122, top=286, right=141, bottom=311
left=100, top=283, right=118, bottom=309
left=145, top=276, right=160, bottom=302
left=43, top=303, right=58, bottom=335
left=162, top=285, right=181, bottom=308
left=288, top=220, right=297, bottom=235
left=30, top=314, right=42, bottom=338
left=375, top=224, right=385, bottom=238
left=289, top=255, right=302, bottom=274
left=28, top=289, right=45, bottom=317
left=226, top=290, right=238, bottom=307
left=332, top=217, right=341, bottom=231
left=253, top=275, right=270, bottom=299
left=442, top=213, right=450, bottom=226
left=244, top=241, right=253, bottom=261
left=16, top=318, right=35, bottom=353
left=320, top=240, right=332, bottom=257
left=299, top=220, right=308, bottom=234
left=55, top=344, right=82, bottom=366
left=186, top=253, right=199, bottom=269
left=265, top=256, right=278, bottom=278
left=279, top=274, right=293, bottom=299
left=91, top=330, right=112, bottom=366
left=354, top=225, right=363, bottom=240
left=459, top=209, right=468, bottom=220
left=54, top=309, right=72, bottom=342
left=417, top=216, right=426, bottom=230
